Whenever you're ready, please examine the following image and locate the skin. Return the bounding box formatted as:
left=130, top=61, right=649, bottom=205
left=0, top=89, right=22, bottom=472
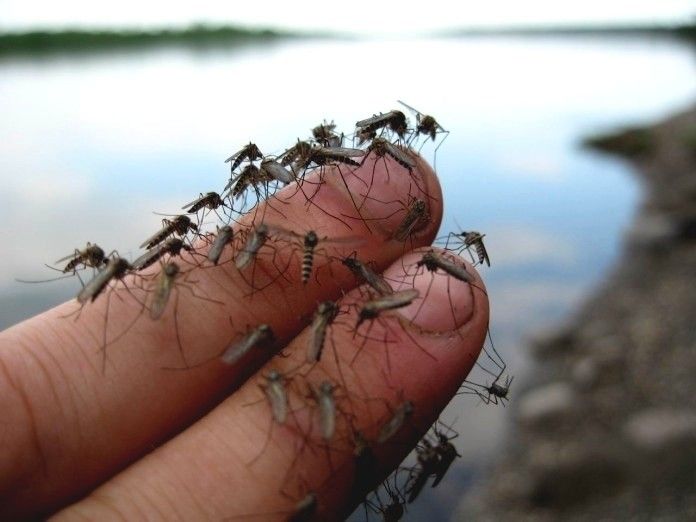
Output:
left=0, top=153, right=489, bottom=520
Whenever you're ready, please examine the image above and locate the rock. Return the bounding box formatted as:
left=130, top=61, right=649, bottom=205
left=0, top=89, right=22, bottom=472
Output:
left=623, top=408, right=696, bottom=452
left=571, top=358, right=597, bottom=388
left=527, top=444, right=626, bottom=509
left=623, top=408, right=696, bottom=492
left=529, top=325, right=576, bottom=359
left=517, top=382, right=576, bottom=427
left=626, top=213, right=677, bottom=247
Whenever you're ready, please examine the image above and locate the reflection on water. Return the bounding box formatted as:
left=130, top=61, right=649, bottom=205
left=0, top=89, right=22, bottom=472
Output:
left=1, top=35, right=694, bottom=519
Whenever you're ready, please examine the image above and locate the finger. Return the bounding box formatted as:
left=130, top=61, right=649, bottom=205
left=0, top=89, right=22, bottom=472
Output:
left=0, top=154, right=443, bottom=517
left=55, top=249, right=489, bottom=521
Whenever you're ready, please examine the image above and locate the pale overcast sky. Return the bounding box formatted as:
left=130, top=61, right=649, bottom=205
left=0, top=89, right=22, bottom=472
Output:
left=0, top=0, right=693, bottom=34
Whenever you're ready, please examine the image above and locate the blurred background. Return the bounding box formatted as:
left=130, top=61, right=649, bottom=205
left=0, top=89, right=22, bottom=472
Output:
left=1, top=1, right=694, bottom=520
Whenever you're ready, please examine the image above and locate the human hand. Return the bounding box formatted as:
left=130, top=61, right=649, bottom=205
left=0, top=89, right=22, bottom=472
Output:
left=0, top=154, right=489, bottom=520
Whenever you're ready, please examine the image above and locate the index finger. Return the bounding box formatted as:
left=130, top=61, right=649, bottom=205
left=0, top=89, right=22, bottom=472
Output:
left=0, top=153, right=443, bottom=518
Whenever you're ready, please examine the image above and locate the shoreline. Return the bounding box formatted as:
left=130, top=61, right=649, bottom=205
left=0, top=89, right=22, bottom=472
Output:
left=460, top=105, right=696, bottom=519
left=0, top=23, right=692, bottom=56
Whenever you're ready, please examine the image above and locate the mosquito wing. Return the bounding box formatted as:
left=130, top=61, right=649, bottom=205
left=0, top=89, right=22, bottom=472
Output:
left=181, top=193, right=208, bottom=211
left=383, top=141, right=416, bottom=169
left=76, top=260, right=119, bottom=304
left=432, top=254, right=474, bottom=283
left=367, top=288, right=420, bottom=313
left=139, top=225, right=170, bottom=249
left=221, top=325, right=273, bottom=365
left=317, top=146, right=365, bottom=158
left=265, top=375, right=288, bottom=424
left=150, top=269, right=175, bottom=320
left=260, top=159, right=294, bottom=184
left=208, top=226, right=233, bottom=265
left=132, top=245, right=164, bottom=271
left=356, top=112, right=395, bottom=130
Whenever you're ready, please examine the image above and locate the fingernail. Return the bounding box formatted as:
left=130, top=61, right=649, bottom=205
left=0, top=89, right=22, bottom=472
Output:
left=382, top=250, right=476, bottom=332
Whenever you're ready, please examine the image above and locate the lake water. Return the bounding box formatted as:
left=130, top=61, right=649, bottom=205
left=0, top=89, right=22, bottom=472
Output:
left=1, top=35, right=694, bottom=519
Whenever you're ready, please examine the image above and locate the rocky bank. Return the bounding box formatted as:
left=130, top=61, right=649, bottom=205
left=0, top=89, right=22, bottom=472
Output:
left=459, top=106, right=696, bottom=520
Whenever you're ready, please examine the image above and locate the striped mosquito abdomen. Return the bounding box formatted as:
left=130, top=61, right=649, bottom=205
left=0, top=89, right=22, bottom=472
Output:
left=301, top=231, right=319, bottom=284
left=59, top=243, right=106, bottom=273
left=461, top=231, right=490, bottom=266
left=224, top=142, right=263, bottom=172
left=474, top=241, right=489, bottom=266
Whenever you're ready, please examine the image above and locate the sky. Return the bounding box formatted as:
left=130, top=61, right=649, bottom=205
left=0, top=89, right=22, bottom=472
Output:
left=0, top=0, right=693, bottom=34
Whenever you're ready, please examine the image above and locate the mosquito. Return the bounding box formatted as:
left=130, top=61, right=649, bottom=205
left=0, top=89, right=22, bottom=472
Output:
left=377, top=400, right=414, bottom=444
left=225, top=164, right=272, bottom=200
left=220, top=324, right=275, bottom=366
left=260, top=157, right=294, bottom=185
left=355, top=110, right=408, bottom=142
left=77, top=256, right=133, bottom=304
left=312, top=120, right=342, bottom=148
left=442, top=230, right=490, bottom=267
left=148, top=262, right=181, bottom=319
left=430, top=422, right=461, bottom=488
left=224, top=142, right=263, bottom=173
left=341, top=252, right=394, bottom=296
left=356, top=137, right=421, bottom=209
left=235, top=223, right=270, bottom=270
left=182, top=191, right=225, bottom=214
left=224, top=163, right=287, bottom=222
left=363, top=137, right=415, bottom=172
left=356, top=288, right=420, bottom=328
left=261, top=369, right=288, bottom=424
left=207, top=225, right=234, bottom=265
left=363, top=471, right=408, bottom=522
left=232, top=224, right=290, bottom=293
left=460, top=374, right=513, bottom=406
left=353, top=196, right=429, bottom=244
left=181, top=191, right=229, bottom=225
left=16, top=242, right=110, bottom=286
left=352, top=286, right=438, bottom=373
left=132, top=237, right=194, bottom=271
left=405, top=438, right=439, bottom=503
left=397, top=100, right=449, bottom=146
left=69, top=256, right=143, bottom=372
left=270, top=226, right=363, bottom=285
left=312, top=380, right=339, bottom=441
left=140, top=215, right=198, bottom=250
left=56, top=242, right=108, bottom=273
left=145, top=262, right=223, bottom=368
left=306, top=300, right=341, bottom=364
left=391, top=198, right=429, bottom=242
left=415, top=250, right=475, bottom=285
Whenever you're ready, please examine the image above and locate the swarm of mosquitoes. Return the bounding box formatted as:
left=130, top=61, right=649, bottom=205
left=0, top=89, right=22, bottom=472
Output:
left=21, top=101, right=512, bottom=521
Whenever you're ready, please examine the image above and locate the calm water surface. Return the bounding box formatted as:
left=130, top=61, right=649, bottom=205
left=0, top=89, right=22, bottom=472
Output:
left=1, top=36, right=694, bottom=520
